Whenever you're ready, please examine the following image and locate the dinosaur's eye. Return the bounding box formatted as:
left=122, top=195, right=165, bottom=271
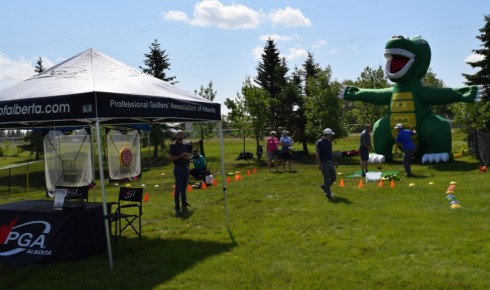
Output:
left=412, top=35, right=428, bottom=45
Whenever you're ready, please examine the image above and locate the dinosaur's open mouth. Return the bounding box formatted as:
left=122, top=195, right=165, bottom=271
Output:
left=390, top=55, right=410, bottom=74
left=384, top=48, right=415, bottom=79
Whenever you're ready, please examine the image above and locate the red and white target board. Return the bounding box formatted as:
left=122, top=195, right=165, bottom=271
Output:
left=107, top=129, right=141, bottom=180
left=119, top=147, right=133, bottom=166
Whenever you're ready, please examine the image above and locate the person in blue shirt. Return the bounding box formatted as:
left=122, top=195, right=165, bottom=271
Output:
left=280, top=130, right=294, bottom=172
left=189, top=149, right=207, bottom=180
left=168, top=130, right=192, bottom=216
left=316, top=128, right=337, bottom=200
left=394, top=124, right=416, bottom=177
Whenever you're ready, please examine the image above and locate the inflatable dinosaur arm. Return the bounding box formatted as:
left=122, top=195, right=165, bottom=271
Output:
left=339, top=85, right=392, bottom=105
left=419, top=85, right=485, bottom=105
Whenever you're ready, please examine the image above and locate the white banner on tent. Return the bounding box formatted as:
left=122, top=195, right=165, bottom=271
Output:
left=43, top=129, right=94, bottom=195
left=106, top=128, right=141, bottom=180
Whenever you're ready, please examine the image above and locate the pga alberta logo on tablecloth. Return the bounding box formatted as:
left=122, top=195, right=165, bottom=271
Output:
left=0, top=217, right=53, bottom=257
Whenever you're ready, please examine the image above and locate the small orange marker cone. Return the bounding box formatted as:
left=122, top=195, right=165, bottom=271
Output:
left=213, top=178, right=217, bottom=186
left=226, top=176, right=231, bottom=183
left=172, top=185, right=175, bottom=197
left=339, top=178, right=345, bottom=187
left=187, top=184, right=192, bottom=192
left=143, top=192, right=149, bottom=202
left=235, top=174, right=240, bottom=181
left=247, top=170, right=251, bottom=176
left=390, top=179, right=395, bottom=188
left=358, top=179, right=363, bottom=188
left=378, top=179, right=383, bottom=187
left=253, top=168, right=257, bottom=174
left=202, top=182, right=207, bottom=189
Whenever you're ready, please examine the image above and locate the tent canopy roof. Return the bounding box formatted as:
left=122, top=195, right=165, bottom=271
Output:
left=0, top=48, right=220, bottom=129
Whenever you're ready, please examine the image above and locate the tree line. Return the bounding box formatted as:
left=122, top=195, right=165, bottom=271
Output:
left=13, top=15, right=490, bottom=160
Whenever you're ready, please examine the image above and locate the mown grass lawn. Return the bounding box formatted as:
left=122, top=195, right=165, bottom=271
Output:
left=0, top=132, right=489, bottom=290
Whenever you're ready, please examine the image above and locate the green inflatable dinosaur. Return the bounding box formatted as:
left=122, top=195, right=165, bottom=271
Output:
left=339, top=35, right=484, bottom=161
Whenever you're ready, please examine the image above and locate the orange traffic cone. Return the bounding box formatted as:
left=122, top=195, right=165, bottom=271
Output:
left=143, top=192, right=149, bottom=202
left=390, top=179, right=395, bottom=188
left=358, top=179, right=364, bottom=188
left=235, top=174, right=240, bottom=181
left=202, top=182, right=207, bottom=189
left=339, top=178, right=345, bottom=187
left=253, top=168, right=257, bottom=174
left=378, top=179, right=383, bottom=187
left=226, top=176, right=231, bottom=183
left=187, top=184, right=192, bottom=192
left=172, top=185, right=175, bottom=197
left=247, top=169, right=251, bottom=176
left=213, top=178, right=217, bottom=186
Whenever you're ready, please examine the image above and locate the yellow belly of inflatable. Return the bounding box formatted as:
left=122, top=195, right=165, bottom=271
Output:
left=390, top=92, right=417, bottom=145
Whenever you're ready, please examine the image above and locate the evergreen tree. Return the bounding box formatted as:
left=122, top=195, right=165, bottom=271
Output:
left=458, top=14, right=490, bottom=132
left=254, top=38, right=288, bottom=130
left=34, top=57, right=46, bottom=73
left=140, top=39, right=177, bottom=158
left=20, top=59, right=48, bottom=159
left=18, top=130, right=43, bottom=160
left=140, top=39, right=177, bottom=84
left=297, top=53, right=321, bottom=155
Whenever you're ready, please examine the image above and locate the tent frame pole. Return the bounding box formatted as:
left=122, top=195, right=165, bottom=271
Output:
left=218, top=121, right=228, bottom=227
left=95, top=120, right=114, bottom=271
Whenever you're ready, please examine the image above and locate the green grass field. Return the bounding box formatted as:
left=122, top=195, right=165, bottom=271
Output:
left=0, top=133, right=489, bottom=289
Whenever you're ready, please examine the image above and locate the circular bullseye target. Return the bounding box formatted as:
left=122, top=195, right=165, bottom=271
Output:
left=119, top=147, right=133, bottom=166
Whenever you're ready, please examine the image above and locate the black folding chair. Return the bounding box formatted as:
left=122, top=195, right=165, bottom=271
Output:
left=112, top=187, right=143, bottom=241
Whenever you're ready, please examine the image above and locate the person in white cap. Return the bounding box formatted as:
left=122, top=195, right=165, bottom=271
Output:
left=394, top=124, right=416, bottom=177
left=280, top=130, right=294, bottom=172
left=316, top=128, right=337, bottom=200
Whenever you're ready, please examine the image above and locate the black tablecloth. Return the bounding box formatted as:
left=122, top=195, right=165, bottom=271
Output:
left=0, top=200, right=106, bottom=266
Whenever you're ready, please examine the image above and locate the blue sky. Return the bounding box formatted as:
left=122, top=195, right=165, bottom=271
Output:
left=0, top=0, right=488, bottom=114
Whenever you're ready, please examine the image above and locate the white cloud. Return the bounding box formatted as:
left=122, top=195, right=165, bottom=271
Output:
left=0, top=54, right=35, bottom=89
left=258, top=33, right=297, bottom=43
left=312, top=40, right=328, bottom=50
left=268, top=7, right=311, bottom=27
left=163, top=0, right=263, bottom=30
left=465, top=53, right=484, bottom=64
left=330, top=48, right=340, bottom=54
left=162, top=10, right=190, bottom=23
left=283, top=47, right=308, bottom=62
left=161, top=1, right=311, bottom=30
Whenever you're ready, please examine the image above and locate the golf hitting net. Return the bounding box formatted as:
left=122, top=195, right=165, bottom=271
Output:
left=106, top=128, right=141, bottom=180
left=475, top=131, right=490, bottom=166
left=43, top=128, right=94, bottom=195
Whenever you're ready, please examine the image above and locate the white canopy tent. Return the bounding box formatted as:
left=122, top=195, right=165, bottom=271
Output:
left=0, top=48, right=228, bottom=270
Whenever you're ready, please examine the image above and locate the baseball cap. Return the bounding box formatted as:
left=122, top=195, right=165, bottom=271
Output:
left=394, top=124, right=403, bottom=129
left=323, top=128, right=335, bottom=135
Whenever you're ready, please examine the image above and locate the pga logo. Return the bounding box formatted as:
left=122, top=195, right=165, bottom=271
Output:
left=0, top=217, right=52, bottom=256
